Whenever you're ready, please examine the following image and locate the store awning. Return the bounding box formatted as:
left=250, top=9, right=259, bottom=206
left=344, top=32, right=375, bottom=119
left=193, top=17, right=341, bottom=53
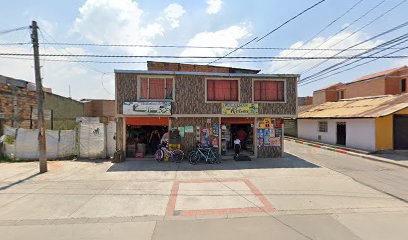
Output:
left=221, top=117, right=254, bottom=124
left=126, top=117, right=169, bottom=126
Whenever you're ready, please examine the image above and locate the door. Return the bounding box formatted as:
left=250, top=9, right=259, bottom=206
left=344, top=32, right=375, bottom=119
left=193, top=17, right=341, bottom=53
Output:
left=336, top=122, right=346, bottom=145
left=394, top=115, right=408, bottom=150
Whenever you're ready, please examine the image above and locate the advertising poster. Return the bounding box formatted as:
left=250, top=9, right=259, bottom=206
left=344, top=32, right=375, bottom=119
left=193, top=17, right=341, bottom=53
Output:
left=123, top=101, right=171, bottom=115
left=270, top=137, right=281, bottom=147
left=185, top=126, right=193, bottom=133
left=178, top=127, right=185, bottom=138
left=264, top=118, right=271, bottom=128
left=276, top=128, right=282, bottom=137
left=264, top=129, right=270, bottom=146
left=212, top=124, right=219, bottom=137
left=222, top=103, right=259, bottom=115
left=201, top=129, right=209, bottom=147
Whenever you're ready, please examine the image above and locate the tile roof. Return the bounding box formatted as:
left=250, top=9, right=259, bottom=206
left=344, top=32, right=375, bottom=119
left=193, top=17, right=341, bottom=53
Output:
left=298, top=94, right=408, bottom=119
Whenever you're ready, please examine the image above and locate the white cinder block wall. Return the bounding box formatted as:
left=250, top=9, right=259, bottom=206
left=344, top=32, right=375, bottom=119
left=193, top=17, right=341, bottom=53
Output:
left=297, top=119, right=376, bottom=151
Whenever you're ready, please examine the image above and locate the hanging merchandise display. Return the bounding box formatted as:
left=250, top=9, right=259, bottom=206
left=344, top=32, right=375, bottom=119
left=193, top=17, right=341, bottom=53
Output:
left=185, top=126, right=194, bottom=133
left=257, top=118, right=282, bottom=148
left=196, top=126, right=201, bottom=142
left=201, top=128, right=210, bottom=147
left=178, top=127, right=185, bottom=138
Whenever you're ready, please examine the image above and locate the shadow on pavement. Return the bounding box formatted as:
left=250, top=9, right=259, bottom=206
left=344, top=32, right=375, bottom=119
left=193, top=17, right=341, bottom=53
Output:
left=372, top=152, right=408, bottom=162
left=0, top=172, right=41, bottom=190
left=107, top=153, right=319, bottom=172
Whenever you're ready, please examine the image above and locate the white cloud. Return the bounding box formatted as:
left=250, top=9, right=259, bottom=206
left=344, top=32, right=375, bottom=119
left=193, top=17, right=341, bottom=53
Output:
left=0, top=45, right=115, bottom=100
left=163, top=3, right=186, bottom=28
left=268, top=31, right=383, bottom=74
left=206, top=0, right=223, bottom=15
left=180, top=24, right=251, bottom=61
left=73, top=0, right=185, bottom=55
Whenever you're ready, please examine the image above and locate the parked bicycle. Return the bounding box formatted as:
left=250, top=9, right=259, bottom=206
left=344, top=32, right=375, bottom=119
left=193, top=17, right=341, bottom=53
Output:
left=155, top=141, right=184, bottom=163
left=188, top=142, right=220, bottom=164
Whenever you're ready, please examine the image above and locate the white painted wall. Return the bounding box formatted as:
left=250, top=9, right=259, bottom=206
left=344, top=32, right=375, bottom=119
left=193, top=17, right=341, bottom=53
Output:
left=298, top=118, right=376, bottom=152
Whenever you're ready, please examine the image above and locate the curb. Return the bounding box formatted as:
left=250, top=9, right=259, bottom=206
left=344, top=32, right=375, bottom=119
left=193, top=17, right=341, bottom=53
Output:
left=285, top=137, right=408, bottom=169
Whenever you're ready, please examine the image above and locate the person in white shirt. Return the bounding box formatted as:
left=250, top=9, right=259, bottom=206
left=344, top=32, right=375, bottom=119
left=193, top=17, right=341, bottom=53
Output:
left=234, top=138, right=241, bottom=159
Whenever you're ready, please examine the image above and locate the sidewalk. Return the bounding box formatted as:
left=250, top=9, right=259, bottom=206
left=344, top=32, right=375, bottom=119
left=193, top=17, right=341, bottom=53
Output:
left=285, top=137, right=408, bottom=168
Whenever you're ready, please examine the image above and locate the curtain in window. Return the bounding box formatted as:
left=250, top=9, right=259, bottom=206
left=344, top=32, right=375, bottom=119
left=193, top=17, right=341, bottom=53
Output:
left=254, top=81, right=284, bottom=101
left=141, top=78, right=148, bottom=99
left=165, top=78, right=173, bottom=99
left=149, top=78, right=165, bottom=99
left=207, top=80, right=238, bottom=101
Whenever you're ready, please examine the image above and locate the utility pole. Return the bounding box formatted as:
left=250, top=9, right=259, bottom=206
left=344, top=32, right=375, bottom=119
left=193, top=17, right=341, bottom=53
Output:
left=31, top=20, right=47, bottom=173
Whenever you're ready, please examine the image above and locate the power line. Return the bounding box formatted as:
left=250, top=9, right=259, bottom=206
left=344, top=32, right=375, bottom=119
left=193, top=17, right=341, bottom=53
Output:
left=301, top=34, right=408, bottom=83
left=299, top=45, right=408, bottom=86
left=273, top=0, right=365, bottom=72
left=282, top=0, right=388, bottom=73
left=298, top=20, right=408, bottom=82
left=298, top=31, right=408, bottom=85
left=298, top=0, right=407, bottom=75
left=257, top=0, right=329, bottom=42
left=1, top=52, right=408, bottom=59
left=0, top=26, right=29, bottom=36
left=210, top=0, right=328, bottom=65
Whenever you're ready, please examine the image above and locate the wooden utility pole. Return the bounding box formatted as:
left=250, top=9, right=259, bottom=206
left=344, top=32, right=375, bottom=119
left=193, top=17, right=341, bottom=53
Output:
left=31, top=20, right=47, bottom=173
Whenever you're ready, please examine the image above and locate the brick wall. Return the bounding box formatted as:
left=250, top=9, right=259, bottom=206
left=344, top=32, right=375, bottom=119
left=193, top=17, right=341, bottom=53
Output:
left=0, top=84, right=37, bottom=131
left=147, top=61, right=259, bottom=74
left=84, top=100, right=115, bottom=118
left=344, top=78, right=386, bottom=99
left=385, top=69, right=408, bottom=94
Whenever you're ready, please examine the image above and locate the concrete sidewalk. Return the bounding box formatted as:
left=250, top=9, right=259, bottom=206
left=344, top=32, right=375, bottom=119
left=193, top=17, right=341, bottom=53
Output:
left=0, top=156, right=407, bottom=239
left=285, top=137, right=408, bottom=168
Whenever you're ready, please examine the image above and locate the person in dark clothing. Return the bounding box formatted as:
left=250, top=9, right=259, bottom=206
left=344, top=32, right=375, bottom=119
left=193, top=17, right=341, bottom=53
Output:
left=149, top=130, right=161, bottom=154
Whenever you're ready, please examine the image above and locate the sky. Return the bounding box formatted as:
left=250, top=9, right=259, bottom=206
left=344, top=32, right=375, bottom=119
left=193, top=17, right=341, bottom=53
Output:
left=0, top=0, right=407, bottom=100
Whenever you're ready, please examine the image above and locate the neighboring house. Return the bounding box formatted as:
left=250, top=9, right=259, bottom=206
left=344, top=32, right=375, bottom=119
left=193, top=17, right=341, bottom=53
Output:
left=81, top=99, right=115, bottom=121
left=298, top=96, right=313, bottom=106
left=0, top=75, right=84, bottom=132
left=298, top=94, right=408, bottom=152
left=115, top=62, right=298, bottom=158
left=313, top=66, right=408, bottom=104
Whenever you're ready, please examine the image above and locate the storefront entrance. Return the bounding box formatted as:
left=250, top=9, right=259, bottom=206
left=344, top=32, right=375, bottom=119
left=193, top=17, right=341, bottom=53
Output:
left=221, top=118, right=255, bottom=156
left=125, top=117, right=169, bottom=158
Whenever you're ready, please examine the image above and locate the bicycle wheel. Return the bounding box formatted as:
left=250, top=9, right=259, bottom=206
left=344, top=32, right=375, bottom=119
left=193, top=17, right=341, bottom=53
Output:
left=155, top=149, right=164, bottom=162
left=188, top=151, right=199, bottom=164
left=173, top=150, right=184, bottom=163
left=213, top=150, right=221, bottom=164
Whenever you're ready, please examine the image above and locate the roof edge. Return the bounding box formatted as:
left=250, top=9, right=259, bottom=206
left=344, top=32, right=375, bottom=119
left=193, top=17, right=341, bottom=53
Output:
left=114, top=69, right=300, bottom=78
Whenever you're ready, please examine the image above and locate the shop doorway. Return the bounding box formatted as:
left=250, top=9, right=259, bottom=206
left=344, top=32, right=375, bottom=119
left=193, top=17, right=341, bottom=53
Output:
left=336, top=122, right=346, bottom=145
left=221, top=123, right=254, bottom=156
left=126, top=125, right=168, bottom=157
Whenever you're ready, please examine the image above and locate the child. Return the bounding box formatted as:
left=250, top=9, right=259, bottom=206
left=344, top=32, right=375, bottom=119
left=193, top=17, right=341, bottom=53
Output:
left=233, top=137, right=241, bottom=160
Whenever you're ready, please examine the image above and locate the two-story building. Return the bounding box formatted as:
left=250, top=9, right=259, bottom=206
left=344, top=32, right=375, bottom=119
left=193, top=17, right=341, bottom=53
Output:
left=114, top=62, right=298, bottom=159
left=313, top=66, right=408, bottom=104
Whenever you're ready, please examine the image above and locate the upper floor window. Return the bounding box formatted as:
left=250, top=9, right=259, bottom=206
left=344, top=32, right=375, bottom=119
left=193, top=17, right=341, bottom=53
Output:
left=253, top=80, right=285, bottom=102
left=139, top=77, right=173, bottom=100
left=337, top=90, right=344, bottom=101
left=401, top=79, right=406, bottom=92
left=207, top=79, right=239, bottom=101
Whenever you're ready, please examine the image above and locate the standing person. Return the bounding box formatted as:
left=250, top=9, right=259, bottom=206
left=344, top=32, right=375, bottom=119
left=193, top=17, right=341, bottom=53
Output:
left=237, top=128, right=247, bottom=150
left=149, top=130, right=161, bottom=154
left=161, top=130, right=169, bottom=144
left=233, top=137, right=241, bottom=160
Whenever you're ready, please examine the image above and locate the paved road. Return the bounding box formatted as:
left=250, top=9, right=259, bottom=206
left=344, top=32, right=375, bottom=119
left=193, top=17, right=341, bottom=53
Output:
left=0, top=147, right=407, bottom=239
left=285, top=140, right=408, bottom=202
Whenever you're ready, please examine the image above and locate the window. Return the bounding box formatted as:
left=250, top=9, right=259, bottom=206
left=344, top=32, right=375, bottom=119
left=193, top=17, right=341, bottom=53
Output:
left=337, top=91, right=344, bottom=100
left=140, top=77, right=173, bottom=100
left=402, top=79, right=406, bottom=92
left=207, top=79, right=239, bottom=101
left=318, top=121, right=328, bottom=132
left=254, top=80, right=284, bottom=102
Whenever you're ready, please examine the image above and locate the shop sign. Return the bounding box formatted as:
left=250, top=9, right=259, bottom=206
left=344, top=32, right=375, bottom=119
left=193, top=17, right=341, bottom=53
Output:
left=123, top=101, right=171, bottom=115
left=221, top=103, right=258, bottom=115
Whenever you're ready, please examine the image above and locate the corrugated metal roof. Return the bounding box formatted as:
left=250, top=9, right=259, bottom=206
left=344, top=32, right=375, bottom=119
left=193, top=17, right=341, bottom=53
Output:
left=298, top=94, right=408, bottom=119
